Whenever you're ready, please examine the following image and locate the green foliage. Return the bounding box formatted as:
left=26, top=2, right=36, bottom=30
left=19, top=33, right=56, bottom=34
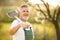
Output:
left=0, top=7, right=15, bottom=22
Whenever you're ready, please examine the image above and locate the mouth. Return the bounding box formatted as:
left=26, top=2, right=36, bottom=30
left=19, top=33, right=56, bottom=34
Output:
left=23, top=15, right=29, bottom=20
left=24, top=14, right=28, bottom=17
left=23, top=15, right=28, bottom=18
left=24, top=14, right=28, bottom=16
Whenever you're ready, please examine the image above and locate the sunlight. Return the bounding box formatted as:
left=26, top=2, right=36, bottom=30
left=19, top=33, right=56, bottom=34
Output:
left=28, top=0, right=42, bottom=4
left=28, top=0, right=59, bottom=7
left=44, top=0, right=59, bottom=7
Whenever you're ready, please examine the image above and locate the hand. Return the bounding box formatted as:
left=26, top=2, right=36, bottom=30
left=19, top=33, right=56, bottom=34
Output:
left=17, top=24, right=21, bottom=28
left=23, top=24, right=29, bottom=29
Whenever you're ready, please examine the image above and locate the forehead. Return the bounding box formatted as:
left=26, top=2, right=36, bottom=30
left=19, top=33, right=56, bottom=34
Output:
left=20, top=7, right=29, bottom=11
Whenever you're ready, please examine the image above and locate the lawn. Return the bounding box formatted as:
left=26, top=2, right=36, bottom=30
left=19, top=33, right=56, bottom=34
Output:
left=0, top=22, right=57, bottom=40
left=0, top=22, right=12, bottom=40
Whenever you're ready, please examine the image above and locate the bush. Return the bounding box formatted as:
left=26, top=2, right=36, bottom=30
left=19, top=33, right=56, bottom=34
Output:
left=0, top=7, right=15, bottom=22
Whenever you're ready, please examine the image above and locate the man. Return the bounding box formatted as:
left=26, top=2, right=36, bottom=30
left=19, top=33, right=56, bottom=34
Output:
left=9, top=5, right=34, bottom=40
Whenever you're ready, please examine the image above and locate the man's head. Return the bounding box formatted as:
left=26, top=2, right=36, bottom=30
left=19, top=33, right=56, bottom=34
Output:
left=18, top=5, right=29, bottom=22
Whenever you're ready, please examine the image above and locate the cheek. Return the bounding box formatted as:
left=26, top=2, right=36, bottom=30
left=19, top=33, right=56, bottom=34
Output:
left=19, top=13, right=24, bottom=18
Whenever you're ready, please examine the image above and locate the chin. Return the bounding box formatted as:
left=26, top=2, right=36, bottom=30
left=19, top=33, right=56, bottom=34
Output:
left=23, top=18, right=28, bottom=21
left=24, top=19, right=27, bottom=21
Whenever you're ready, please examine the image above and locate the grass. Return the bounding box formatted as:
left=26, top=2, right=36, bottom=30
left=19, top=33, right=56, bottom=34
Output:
left=32, top=23, right=57, bottom=40
left=0, top=22, right=12, bottom=40
left=0, top=22, right=57, bottom=40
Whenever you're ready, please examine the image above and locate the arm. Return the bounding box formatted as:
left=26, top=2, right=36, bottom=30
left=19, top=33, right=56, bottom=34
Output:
left=9, top=24, right=21, bottom=35
left=9, top=24, right=29, bottom=35
left=9, top=20, right=29, bottom=35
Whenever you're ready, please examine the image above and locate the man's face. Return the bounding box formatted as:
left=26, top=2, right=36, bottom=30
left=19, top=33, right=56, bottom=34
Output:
left=19, top=7, right=29, bottom=21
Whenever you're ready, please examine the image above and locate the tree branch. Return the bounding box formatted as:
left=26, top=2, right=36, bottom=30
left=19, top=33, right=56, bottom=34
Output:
left=36, top=4, right=52, bottom=22
left=55, top=6, right=60, bottom=22
left=41, top=0, right=52, bottom=19
left=52, top=7, right=57, bottom=21
left=36, top=4, right=47, bottom=18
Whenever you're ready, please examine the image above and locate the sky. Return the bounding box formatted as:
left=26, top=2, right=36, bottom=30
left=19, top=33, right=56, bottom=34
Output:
left=28, top=0, right=60, bottom=7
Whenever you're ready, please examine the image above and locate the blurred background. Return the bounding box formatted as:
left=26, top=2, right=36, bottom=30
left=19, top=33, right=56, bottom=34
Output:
left=0, top=0, right=60, bottom=40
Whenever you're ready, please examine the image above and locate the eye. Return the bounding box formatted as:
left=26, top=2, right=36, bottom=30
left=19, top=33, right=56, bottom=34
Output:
left=27, top=11, right=29, bottom=12
left=23, top=10, right=25, bottom=12
left=23, top=10, right=29, bottom=12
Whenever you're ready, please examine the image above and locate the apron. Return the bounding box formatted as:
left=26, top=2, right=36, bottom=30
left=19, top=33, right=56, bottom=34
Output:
left=24, top=27, right=34, bottom=40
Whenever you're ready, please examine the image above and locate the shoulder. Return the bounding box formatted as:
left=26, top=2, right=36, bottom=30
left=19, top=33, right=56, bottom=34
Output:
left=11, top=20, right=19, bottom=26
left=12, top=20, right=18, bottom=23
left=10, top=20, right=19, bottom=29
left=12, top=20, right=19, bottom=24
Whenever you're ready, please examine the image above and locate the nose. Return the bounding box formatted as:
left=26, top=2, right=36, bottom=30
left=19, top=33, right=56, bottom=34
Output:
left=24, top=13, right=29, bottom=16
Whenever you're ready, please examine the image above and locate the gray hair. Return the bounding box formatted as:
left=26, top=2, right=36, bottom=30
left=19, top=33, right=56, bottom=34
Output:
left=17, top=4, right=29, bottom=13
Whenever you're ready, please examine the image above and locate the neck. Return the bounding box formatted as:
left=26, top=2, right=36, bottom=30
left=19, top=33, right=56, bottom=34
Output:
left=20, top=18, right=27, bottom=22
left=22, top=20, right=26, bottom=22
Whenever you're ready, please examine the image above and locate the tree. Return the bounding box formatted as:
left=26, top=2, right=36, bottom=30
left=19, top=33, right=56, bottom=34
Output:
left=0, top=0, right=27, bottom=6
left=34, top=0, right=60, bottom=40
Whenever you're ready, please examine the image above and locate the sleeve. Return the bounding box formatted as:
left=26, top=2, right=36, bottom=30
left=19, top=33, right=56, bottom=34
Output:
left=10, top=20, right=19, bottom=30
